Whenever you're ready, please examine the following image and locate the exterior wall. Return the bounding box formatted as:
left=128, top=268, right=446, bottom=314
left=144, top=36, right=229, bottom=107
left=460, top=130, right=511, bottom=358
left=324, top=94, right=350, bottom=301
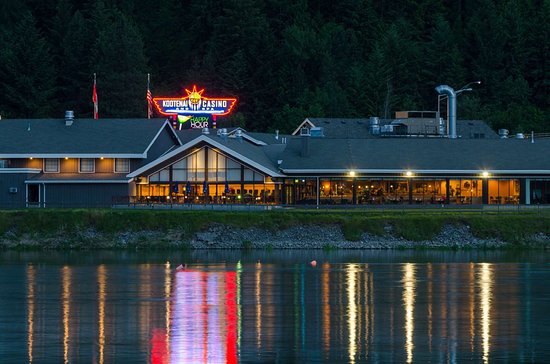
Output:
left=39, top=183, right=130, bottom=208
left=0, top=172, right=33, bottom=208
left=133, top=125, right=180, bottom=170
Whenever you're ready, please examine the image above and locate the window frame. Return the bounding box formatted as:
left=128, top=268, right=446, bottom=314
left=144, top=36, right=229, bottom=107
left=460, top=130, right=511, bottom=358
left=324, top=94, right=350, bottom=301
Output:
left=43, top=158, right=60, bottom=173
left=114, top=158, right=130, bottom=173
left=79, top=158, right=95, bottom=173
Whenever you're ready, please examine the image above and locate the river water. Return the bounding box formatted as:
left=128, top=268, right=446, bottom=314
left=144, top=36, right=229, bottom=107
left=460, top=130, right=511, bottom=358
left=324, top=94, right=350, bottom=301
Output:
left=0, top=250, right=548, bottom=363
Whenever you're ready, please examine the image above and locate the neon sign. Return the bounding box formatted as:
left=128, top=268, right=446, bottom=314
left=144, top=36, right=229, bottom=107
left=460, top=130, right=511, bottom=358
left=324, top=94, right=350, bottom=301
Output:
left=153, top=85, right=237, bottom=129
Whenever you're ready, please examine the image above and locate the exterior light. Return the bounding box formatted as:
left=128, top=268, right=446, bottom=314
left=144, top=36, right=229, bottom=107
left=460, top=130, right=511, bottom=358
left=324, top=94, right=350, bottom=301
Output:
left=65, top=157, right=68, bottom=160
left=29, top=157, right=33, bottom=160
left=405, top=171, right=413, bottom=177
left=349, top=170, right=356, bottom=177
left=100, top=157, right=104, bottom=160
left=481, top=171, right=490, bottom=178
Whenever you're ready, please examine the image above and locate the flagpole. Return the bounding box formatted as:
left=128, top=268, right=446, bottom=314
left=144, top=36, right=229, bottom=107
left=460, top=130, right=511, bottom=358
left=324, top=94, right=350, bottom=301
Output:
left=93, top=73, right=98, bottom=120
left=147, top=73, right=152, bottom=119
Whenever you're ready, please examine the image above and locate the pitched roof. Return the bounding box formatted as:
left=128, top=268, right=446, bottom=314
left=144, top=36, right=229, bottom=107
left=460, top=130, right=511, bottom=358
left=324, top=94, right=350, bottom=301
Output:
left=279, top=137, right=550, bottom=174
left=0, top=118, right=173, bottom=157
left=129, top=134, right=284, bottom=178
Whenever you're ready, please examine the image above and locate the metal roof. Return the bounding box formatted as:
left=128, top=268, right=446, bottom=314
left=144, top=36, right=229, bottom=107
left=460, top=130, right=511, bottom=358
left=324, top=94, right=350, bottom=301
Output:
left=0, top=118, right=173, bottom=156
left=279, top=137, right=550, bottom=173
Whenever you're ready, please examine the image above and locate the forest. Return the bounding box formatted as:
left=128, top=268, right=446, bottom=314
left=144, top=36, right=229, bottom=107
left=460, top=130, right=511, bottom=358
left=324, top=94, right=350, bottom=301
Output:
left=0, top=0, right=548, bottom=134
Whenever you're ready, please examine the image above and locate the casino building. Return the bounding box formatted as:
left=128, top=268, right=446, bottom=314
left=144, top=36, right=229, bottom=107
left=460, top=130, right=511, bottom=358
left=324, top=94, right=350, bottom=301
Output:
left=0, top=111, right=549, bottom=208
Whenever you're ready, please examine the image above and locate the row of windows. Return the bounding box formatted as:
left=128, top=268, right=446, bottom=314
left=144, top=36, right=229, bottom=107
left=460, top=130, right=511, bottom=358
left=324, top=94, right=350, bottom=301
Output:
left=43, top=158, right=130, bottom=173
left=149, top=147, right=265, bottom=183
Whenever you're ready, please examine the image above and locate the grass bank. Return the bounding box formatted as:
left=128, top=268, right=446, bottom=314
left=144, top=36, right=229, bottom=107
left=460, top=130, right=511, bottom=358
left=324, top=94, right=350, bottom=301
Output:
left=0, top=209, right=548, bottom=249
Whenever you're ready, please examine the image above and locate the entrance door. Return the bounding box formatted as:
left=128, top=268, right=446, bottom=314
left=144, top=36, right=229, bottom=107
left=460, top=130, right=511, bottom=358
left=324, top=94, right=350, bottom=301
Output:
left=28, top=184, right=39, bottom=206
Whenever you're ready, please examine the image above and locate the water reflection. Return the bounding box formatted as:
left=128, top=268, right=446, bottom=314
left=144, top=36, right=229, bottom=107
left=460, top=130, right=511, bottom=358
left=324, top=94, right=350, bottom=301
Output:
left=346, top=264, right=358, bottom=364
left=27, top=265, right=35, bottom=364
left=402, top=263, right=416, bottom=364
left=98, top=265, right=106, bottom=364
left=62, top=266, right=71, bottom=364
left=4, top=253, right=546, bottom=363
left=479, top=263, right=493, bottom=364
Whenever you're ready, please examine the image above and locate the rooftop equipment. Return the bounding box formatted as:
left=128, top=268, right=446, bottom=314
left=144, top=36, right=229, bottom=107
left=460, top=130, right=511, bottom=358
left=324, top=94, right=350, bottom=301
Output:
left=65, top=110, right=74, bottom=126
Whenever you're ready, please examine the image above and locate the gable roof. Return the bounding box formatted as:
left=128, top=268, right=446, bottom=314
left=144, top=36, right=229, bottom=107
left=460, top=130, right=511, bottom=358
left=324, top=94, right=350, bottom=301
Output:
left=128, top=134, right=284, bottom=178
left=0, top=118, right=179, bottom=157
left=280, top=137, right=550, bottom=174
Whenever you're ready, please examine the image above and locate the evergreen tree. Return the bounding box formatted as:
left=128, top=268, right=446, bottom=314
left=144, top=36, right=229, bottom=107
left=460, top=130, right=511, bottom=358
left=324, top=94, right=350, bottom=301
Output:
left=0, top=11, right=56, bottom=118
left=90, top=1, right=149, bottom=117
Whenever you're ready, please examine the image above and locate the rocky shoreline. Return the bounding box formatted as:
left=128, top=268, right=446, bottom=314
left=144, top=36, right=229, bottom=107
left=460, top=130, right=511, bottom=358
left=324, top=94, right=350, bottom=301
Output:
left=2, top=222, right=548, bottom=250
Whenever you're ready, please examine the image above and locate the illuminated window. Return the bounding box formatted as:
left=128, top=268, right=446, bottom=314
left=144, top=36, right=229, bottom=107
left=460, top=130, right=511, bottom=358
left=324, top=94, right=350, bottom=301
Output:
left=114, top=158, right=130, bottom=173
left=44, top=158, right=59, bottom=173
left=79, top=158, right=95, bottom=173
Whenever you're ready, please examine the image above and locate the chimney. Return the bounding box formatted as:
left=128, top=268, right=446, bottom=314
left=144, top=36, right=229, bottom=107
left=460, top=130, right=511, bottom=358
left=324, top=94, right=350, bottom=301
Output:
left=300, top=127, right=310, bottom=157
left=201, top=127, right=210, bottom=135
left=65, top=110, right=74, bottom=126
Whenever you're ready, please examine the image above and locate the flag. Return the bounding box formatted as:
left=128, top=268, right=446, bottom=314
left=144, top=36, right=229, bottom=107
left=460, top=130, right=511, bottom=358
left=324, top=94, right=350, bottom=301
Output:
left=147, top=73, right=153, bottom=119
left=92, top=73, right=98, bottom=119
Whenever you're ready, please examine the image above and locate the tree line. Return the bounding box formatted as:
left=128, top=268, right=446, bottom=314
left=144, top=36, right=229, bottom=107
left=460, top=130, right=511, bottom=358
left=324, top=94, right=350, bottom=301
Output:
left=0, top=0, right=547, bottom=133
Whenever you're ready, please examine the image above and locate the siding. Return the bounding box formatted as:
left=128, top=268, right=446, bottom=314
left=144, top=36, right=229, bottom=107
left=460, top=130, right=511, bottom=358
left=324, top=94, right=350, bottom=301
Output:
left=133, top=125, right=179, bottom=170
left=0, top=172, right=33, bottom=208
left=43, top=183, right=129, bottom=208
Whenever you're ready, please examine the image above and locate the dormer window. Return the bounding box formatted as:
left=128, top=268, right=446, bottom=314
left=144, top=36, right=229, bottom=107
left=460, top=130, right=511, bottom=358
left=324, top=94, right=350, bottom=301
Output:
left=79, top=158, right=95, bottom=173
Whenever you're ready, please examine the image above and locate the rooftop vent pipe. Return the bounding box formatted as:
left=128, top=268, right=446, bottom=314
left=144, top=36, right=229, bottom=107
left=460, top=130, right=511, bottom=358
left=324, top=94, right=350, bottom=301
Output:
left=65, top=110, right=74, bottom=126
left=435, top=85, right=457, bottom=139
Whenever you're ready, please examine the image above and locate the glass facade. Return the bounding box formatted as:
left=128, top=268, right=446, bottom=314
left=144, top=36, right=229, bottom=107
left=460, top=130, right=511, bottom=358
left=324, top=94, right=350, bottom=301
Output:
left=487, top=179, right=520, bottom=204
left=531, top=180, right=550, bottom=204
left=131, top=147, right=546, bottom=206
left=137, top=147, right=280, bottom=204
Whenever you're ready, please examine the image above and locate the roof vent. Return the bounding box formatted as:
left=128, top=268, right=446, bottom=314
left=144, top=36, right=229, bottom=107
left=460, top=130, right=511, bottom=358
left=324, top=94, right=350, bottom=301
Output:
left=369, top=117, right=380, bottom=135
left=498, top=129, right=509, bottom=139
left=65, top=110, right=74, bottom=126
left=202, top=127, right=210, bottom=135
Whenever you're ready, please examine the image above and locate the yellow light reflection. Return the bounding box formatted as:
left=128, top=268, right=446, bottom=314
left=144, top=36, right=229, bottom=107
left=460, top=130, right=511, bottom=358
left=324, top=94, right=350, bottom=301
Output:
left=346, top=264, right=358, bottom=364
left=469, top=262, right=475, bottom=353
left=427, top=263, right=433, bottom=352
left=322, top=263, right=331, bottom=355
left=402, top=263, right=416, bottom=364
left=164, top=261, right=171, bottom=358
left=62, top=266, right=71, bottom=364
left=27, top=265, right=35, bottom=364
left=256, top=261, right=262, bottom=351
left=98, top=265, right=106, bottom=364
left=479, top=263, right=493, bottom=364
left=363, top=267, right=372, bottom=360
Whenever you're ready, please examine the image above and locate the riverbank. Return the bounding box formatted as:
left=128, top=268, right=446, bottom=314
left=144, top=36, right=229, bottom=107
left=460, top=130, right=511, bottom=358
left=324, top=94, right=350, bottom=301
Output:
left=0, top=209, right=548, bottom=250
